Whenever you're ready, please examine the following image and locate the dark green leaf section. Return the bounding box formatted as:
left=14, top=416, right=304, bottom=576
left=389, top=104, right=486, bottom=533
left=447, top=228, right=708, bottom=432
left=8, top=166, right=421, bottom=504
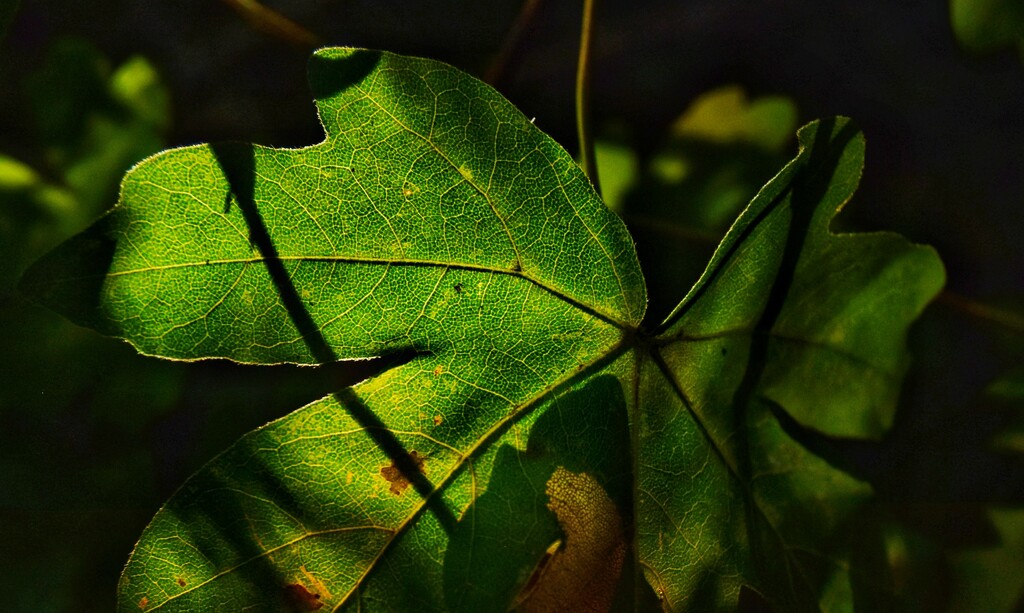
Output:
left=20, top=47, right=644, bottom=366
left=638, top=118, right=946, bottom=609
left=661, top=117, right=945, bottom=438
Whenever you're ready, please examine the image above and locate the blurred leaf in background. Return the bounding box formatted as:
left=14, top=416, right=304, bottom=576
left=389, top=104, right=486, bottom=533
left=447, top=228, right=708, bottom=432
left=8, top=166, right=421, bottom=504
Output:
left=944, top=366, right=1024, bottom=611
left=1, top=37, right=170, bottom=290
left=950, top=0, right=1024, bottom=59
left=26, top=38, right=169, bottom=212
left=947, top=508, right=1024, bottom=611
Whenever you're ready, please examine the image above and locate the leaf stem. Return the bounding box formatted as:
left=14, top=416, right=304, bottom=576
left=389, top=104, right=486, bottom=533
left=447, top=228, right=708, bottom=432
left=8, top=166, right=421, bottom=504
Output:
left=937, top=290, right=1024, bottom=335
left=221, top=0, right=321, bottom=48
left=484, top=0, right=545, bottom=86
left=623, top=213, right=723, bottom=245
left=576, top=0, right=601, bottom=195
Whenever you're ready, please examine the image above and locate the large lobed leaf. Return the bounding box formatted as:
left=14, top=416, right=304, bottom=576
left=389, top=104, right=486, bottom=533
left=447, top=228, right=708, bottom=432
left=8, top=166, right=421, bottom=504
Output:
left=21, top=48, right=945, bottom=611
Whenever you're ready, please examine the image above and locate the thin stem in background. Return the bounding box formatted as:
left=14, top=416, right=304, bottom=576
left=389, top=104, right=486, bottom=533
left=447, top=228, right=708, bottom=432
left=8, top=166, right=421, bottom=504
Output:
left=221, top=0, right=321, bottom=49
left=484, top=0, right=545, bottom=86
left=576, top=0, right=601, bottom=195
left=938, top=290, right=1024, bottom=335
left=624, top=214, right=722, bottom=245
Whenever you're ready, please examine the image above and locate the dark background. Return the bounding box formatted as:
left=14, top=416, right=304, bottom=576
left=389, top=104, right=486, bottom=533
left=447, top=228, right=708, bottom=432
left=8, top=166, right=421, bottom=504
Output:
left=1, top=1, right=1022, bottom=610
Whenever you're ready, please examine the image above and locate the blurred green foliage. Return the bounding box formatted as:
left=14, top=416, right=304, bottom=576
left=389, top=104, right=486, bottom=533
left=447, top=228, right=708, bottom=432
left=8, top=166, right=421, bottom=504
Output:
left=942, top=366, right=1024, bottom=610
left=1, top=38, right=168, bottom=289
left=946, top=507, right=1024, bottom=611
left=951, top=0, right=1024, bottom=58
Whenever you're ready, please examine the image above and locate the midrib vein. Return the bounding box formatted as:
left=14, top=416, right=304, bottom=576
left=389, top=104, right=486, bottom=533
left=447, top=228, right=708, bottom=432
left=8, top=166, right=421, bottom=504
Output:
left=89, top=255, right=628, bottom=330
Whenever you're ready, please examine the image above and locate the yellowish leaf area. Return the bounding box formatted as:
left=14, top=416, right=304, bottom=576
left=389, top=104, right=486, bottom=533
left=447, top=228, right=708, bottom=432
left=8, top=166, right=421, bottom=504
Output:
left=517, top=467, right=626, bottom=613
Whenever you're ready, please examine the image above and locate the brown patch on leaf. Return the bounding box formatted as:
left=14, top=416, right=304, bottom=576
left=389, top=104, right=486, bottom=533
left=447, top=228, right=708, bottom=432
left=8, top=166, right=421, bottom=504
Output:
left=380, top=450, right=426, bottom=495
left=433, top=414, right=443, bottom=426
left=138, top=596, right=149, bottom=609
left=515, top=467, right=626, bottom=613
left=176, top=577, right=186, bottom=587
left=284, top=583, right=323, bottom=611
left=432, top=365, right=443, bottom=376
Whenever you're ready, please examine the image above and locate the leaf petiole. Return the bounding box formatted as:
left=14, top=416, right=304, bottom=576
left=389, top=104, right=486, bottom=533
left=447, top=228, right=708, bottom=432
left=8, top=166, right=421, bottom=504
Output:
left=575, top=0, right=601, bottom=195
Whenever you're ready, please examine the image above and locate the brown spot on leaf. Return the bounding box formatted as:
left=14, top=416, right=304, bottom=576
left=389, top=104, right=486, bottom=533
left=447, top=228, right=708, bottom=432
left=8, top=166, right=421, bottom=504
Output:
left=176, top=577, right=186, bottom=587
left=433, top=365, right=443, bottom=376
left=380, top=450, right=427, bottom=495
left=433, top=414, right=443, bottom=426
left=284, top=583, right=323, bottom=611
left=515, top=467, right=626, bottom=613
left=138, top=596, right=149, bottom=609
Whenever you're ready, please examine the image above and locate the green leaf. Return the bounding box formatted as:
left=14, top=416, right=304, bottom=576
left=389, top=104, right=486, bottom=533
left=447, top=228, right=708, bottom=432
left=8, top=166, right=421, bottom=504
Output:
left=21, top=48, right=945, bottom=611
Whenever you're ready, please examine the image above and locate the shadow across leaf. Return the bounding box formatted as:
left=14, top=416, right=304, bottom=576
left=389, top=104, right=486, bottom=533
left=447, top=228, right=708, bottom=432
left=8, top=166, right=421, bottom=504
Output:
left=209, top=141, right=457, bottom=534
